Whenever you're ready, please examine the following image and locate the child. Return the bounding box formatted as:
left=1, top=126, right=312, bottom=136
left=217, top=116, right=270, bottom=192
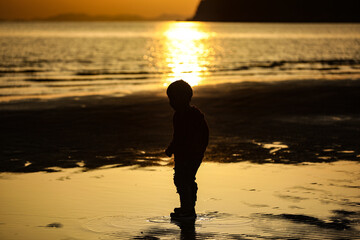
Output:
left=165, top=80, right=209, bottom=220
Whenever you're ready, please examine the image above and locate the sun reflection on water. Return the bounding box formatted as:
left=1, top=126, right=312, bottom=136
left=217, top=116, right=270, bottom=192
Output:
left=162, top=22, right=211, bottom=87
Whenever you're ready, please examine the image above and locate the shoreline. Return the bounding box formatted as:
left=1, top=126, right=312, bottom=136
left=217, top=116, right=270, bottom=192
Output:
left=1, top=76, right=360, bottom=109
left=1, top=73, right=360, bottom=107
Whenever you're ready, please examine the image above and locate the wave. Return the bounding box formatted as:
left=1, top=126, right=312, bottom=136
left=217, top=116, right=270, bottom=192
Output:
left=69, top=59, right=360, bottom=78
left=201, top=59, right=360, bottom=75
left=75, top=70, right=169, bottom=76
left=25, top=76, right=150, bottom=82
left=1, top=59, right=359, bottom=76
left=0, top=69, right=44, bottom=74
left=44, top=81, right=160, bottom=88
left=0, top=85, right=30, bottom=89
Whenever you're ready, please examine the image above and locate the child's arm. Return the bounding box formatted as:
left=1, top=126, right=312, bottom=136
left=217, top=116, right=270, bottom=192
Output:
left=201, top=118, right=209, bottom=152
left=165, top=144, right=174, bottom=157
left=165, top=114, right=177, bottom=157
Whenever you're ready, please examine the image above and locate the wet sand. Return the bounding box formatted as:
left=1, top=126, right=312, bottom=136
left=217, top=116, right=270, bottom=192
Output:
left=0, top=79, right=359, bottom=172
left=0, top=161, right=359, bottom=239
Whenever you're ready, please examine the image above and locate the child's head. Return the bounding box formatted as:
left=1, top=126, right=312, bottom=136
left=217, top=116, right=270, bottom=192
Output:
left=166, top=80, right=193, bottom=111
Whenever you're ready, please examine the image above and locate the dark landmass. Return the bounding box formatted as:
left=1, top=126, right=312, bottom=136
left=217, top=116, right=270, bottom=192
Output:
left=1, top=79, right=360, bottom=173
left=192, top=0, right=360, bottom=22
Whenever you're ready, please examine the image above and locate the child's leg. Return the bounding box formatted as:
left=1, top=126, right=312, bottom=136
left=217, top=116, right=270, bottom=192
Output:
left=173, top=166, right=188, bottom=210
left=173, top=160, right=201, bottom=213
left=190, top=181, right=198, bottom=208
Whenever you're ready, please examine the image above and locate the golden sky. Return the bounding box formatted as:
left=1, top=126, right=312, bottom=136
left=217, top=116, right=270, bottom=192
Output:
left=0, top=0, right=201, bottom=20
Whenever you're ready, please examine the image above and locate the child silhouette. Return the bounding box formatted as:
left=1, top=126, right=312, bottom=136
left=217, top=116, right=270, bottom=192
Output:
left=165, top=80, right=209, bottom=220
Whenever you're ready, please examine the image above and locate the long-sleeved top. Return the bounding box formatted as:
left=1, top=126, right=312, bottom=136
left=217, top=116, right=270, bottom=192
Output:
left=167, top=106, right=209, bottom=160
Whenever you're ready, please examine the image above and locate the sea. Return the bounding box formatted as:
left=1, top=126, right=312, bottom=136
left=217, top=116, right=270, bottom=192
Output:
left=0, top=21, right=360, bottom=102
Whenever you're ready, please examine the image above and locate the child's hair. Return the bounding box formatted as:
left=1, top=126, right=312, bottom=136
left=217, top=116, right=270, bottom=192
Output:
left=166, top=80, right=193, bottom=102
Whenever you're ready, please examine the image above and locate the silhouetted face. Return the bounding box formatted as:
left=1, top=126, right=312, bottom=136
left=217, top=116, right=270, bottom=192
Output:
left=168, top=95, right=190, bottom=112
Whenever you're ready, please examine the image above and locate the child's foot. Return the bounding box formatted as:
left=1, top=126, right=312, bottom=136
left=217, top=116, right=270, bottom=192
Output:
left=173, top=207, right=182, bottom=213
left=170, top=209, right=196, bottom=221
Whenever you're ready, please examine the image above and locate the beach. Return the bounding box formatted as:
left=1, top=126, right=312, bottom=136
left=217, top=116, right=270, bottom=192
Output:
left=1, top=78, right=360, bottom=239
left=1, top=79, right=359, bottom=172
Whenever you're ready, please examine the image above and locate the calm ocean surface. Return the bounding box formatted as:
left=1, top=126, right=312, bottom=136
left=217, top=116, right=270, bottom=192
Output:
left=0, top=21, right=360, bottom=102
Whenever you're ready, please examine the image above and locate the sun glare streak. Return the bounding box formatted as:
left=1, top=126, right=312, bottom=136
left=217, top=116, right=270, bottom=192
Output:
left=164, top=22, right=209, bottom=40
left=162, top=22, right=210, bottom=87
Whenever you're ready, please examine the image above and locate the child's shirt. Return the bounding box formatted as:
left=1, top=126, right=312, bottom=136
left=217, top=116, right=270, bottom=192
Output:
left=167, top=106, right=209, bottom=160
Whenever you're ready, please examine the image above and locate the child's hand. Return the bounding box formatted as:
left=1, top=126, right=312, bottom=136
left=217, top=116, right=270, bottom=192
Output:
left=165, top=148, right=172, bottom=157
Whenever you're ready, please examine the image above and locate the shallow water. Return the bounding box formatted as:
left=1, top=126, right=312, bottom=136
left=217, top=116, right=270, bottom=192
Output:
left=0, top=161, right=359, bottom=239
left=1, top=22, right=360, bottom=102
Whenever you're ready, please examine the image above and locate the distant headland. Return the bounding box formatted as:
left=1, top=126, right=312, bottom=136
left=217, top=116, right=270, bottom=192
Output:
left=191, top=0, right=360, bottom=22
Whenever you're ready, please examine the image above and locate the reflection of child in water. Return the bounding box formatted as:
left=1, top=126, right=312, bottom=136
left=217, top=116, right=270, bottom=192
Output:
left=165, top=80, right=209, bottom=220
